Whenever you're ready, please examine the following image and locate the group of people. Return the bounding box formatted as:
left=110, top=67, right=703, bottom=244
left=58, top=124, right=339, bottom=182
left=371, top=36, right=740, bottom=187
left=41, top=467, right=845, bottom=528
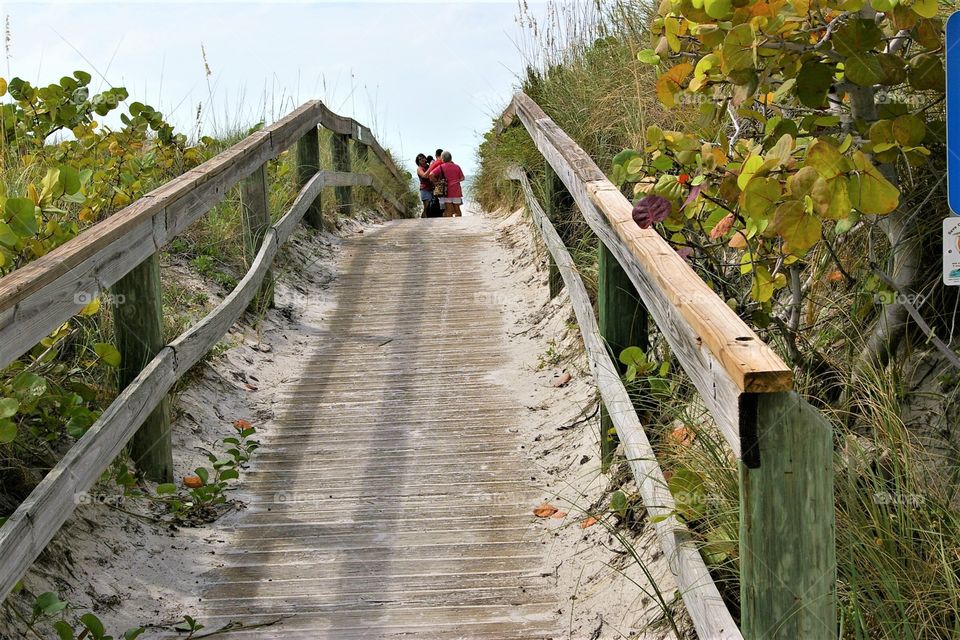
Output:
left=416, top=149, right=465, bottom=218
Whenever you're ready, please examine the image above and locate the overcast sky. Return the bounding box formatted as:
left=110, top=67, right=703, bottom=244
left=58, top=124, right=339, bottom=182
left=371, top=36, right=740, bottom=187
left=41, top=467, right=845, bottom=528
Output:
left=5, top=1, right=546, bottom=178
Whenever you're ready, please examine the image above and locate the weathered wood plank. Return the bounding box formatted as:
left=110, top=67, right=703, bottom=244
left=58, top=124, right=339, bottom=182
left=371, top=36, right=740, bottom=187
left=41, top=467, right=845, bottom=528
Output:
left=0, top=163, right=340, bottom=602
left=0, top=348, right=177, bottom=602
left=509, top=92, right=792, bottom=394
left=597, top=241, right=647, bottom=471
left=169, top=232, right=278, bottom=376
left=112, top=253, right=174, bottom=482
left=509, top=125, right=746, bottom=454
left=240, top=164, right=275, bottom=311
left=508, top=167, right=741, bottom=640
left=739, top=392, right=836, bottom=640
left=0, top=101, right=398, bottom=370
left=296, top=126, right=323, bottom=230
left=330, top=132, right=353, bottom=217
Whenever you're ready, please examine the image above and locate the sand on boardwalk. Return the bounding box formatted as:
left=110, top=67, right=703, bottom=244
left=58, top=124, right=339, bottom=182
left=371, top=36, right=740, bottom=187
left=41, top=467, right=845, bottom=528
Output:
left=0, top=204, right=683, bottom=640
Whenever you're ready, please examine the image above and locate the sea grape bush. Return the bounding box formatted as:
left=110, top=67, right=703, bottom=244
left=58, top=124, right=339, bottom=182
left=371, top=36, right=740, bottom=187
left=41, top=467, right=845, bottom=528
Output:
left=0, top=71, right=210, bottom=275
left=613, top=0, right=943, bottom=336
left=0, top=71, right=208, bottom=486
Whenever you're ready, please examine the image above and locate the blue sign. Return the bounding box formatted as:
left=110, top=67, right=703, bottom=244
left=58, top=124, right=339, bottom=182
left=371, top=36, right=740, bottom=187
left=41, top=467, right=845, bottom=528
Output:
left=948, top=12, right=960, bottom=215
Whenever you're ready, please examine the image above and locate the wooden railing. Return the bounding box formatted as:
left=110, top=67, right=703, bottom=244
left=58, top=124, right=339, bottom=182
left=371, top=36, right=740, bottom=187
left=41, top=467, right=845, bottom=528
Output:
left=501, top=92, right=836, bottom=640
left=0, top=101, right=409, bottom=602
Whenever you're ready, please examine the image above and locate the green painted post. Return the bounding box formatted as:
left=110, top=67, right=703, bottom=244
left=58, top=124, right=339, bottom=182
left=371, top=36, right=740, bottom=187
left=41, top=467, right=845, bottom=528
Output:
left=331, top=132, right=353, bottom=218
left=112, top=255, right=173, bottom=483
left=544, top=161, right=572, bottom=298
left=296, top=126, right=323, bottom=229
left=739, top=391, right=837, bottom=640
left=597, top=244, right=647, bottom=471
left=240, top=164, right=274, bottom=311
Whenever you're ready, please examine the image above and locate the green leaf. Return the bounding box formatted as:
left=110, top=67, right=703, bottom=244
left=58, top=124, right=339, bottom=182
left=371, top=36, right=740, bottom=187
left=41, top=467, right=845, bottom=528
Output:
left=619, top=346, right=645, bottom=367
left=795, top=60, right=834, bottom=108
left=911, top=0, right=938, bottom=17
left=0, top=420, right=16, bottom=444
left=5, top=198, right=38, bottom=237
left=219, top=469, right=240, bottom=481
left=124, top=628, right=146, bottom=640
left=741, top=176, right=781, bottom=219
left=805, top=140, right=847, bottom=178
left=811, top=176, right=853, bottom=220
left=94, top=343, right=122, bottom=367
left=195, top=467, right=210, bottom=484
left=773, top=200, right=822, bottom=252
left=81, top=613, right=105, bottom=638
left=59, top=165, right=81, bottom=195
left=737, top=155, right=765, bottom=190
left=849, top=151, right=899, bottom=214
left=722, top=24, right=755, bottom=73
left=835, top=211, right=861, bottom=234
left=53, top=620, right=75, bottom=640
left=156, top=483, right=177, bottom=495
left=704, top=0, right=732, bottom=18
left=35, top=591, right=68, bottom=616
left=0, top=222, right=18, bottom=248
left=833, top=19, right=882, bottom=57
left=74, top=70, right=92, bottom=84
left=845, top=54, right=885, bottom=87
left=892, top=114, right=926, bottom=146
left=0, top=398, right=18, bottom=419
left=667, top=467, right=706, bottom=521
left=909, top=54, right=945, bottom=92
left=637, top=49, right=661, bottom=65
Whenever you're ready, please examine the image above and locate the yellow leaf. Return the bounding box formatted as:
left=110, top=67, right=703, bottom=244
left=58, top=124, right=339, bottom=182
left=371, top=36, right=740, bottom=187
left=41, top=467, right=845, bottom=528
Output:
left=656, top=63, right=693, bottom=108
left=0, top=77, right=6, bottom=97
left=849, top=151, right=899, bottom=215
left=79, top=297, right=101, bottom=317
left=27, top=184, right=39, bottom=205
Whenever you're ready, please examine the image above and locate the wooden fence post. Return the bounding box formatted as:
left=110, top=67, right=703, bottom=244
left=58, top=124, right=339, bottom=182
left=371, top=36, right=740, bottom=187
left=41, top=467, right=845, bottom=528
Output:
left=296, top=126, right=323, bottom=229
left=356, top=141, right=369, bottom=165
left=240, top=164, right=274, bottom=311
left=739, top=391, right=836, bottom=639
left=597, top=244, right=647, bottom=471
left=112, top=255, right=173, bottom=483
left=544, top=161, right=572, bottom=298
left=331, top=132, right=353, bottom=217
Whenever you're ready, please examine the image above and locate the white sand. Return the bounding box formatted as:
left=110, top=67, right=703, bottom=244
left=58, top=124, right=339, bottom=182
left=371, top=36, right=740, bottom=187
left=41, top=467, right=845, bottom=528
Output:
left=0, top=204, right=684, bottom=639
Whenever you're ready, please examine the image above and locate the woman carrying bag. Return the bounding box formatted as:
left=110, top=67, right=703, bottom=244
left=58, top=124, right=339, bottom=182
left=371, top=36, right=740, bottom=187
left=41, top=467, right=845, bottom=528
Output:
left=429, top=150, right=465, bottom=218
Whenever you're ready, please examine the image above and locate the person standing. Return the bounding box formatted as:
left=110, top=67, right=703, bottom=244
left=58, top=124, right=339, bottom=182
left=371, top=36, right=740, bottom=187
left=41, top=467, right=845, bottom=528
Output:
left=415, top=154, right=436, bottom=218
left=429, top=150, right=465, bottom=218
left=426, top=148, right=444, bottom=176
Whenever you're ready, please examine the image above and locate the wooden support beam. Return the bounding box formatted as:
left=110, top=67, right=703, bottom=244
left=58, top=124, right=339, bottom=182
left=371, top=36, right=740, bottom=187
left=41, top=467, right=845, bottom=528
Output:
left=240, top=164, right=274, bottom=311
left=331, top=132, right=353, bottom=218
left=111, top=254, right=173, bottom=483
left=739, top=391, right=836, bottom=640
left=597, top=243, right=647, bottom=471
left=296, top=126, right=323, bottom=229
left=543, top=160, right=571, bottom=298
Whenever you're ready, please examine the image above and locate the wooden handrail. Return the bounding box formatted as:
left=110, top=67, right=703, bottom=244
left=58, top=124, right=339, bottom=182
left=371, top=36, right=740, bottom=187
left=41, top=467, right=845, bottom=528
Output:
left=508, top=166, right=741, bottom=640
left=0, top=101, right=406, bottom=371
left=501, top=94, right=836, bottom=640
left=0, top=102, right=407, bottom=603
left=507, top=93, right=791, bottom=395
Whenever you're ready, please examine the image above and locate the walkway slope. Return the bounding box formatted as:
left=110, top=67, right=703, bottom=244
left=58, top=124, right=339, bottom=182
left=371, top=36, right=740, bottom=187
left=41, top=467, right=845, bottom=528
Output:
left=197, top=218, right=559, bottom=639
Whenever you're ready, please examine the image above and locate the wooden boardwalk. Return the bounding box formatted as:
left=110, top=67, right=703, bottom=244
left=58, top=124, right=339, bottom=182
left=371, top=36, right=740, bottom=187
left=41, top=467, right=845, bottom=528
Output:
left=198, top=219, right=559, bottom=639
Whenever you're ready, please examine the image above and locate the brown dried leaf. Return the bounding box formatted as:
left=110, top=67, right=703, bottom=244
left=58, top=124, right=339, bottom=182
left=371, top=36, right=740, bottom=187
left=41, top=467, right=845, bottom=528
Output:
left=533, top=503, right=559, bottom=518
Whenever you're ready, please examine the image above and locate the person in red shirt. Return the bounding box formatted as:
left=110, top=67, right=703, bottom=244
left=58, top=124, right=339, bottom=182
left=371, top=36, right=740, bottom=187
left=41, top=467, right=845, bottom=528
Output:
left=415, top=153, right=436, bottom=218
left=429, top=150, right=466, bottom=218
left=426, top=148, right=444, bottom=176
